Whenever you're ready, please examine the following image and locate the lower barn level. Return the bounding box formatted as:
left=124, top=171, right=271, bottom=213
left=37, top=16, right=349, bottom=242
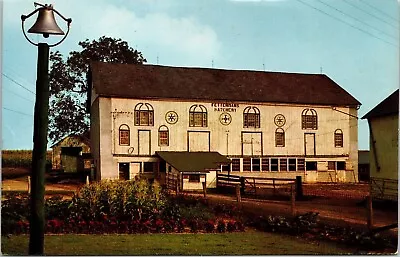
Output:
left=101, top=154, right=357, bottom=190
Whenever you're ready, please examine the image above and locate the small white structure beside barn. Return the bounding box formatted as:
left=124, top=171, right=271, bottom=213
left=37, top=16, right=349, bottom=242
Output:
left=87, top=62, right=361, bottom=189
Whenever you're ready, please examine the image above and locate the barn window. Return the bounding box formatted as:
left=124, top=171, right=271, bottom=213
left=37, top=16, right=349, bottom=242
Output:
left=275, top=128, right=285, bottom=147
left=243, top=158, right=251, bottom=171
left=158, top=125, right=169, bottom=146
left=328, top=161, right=336, bottom=170
left=270, top=158, right=278, bottom=171
left=337, top=161, right=346, bottom=170
left=252, top=158, right=260, bottom=172
left=243, top=106, right=260, bottom=128
left=280, top=158, right=287, bottom=171
left=189, top=174, right=200, bottom=182
left=262, top=158, right=269, bottom=171
left=297, top=159, right=305, bottom=171
left=288, top=158, right=296, bottom=171
left=119, top=124, right=130, bottom=145
left=334, top=129, right=343, bottom=147
left=143, top=162, right=155, bottom=173
left=301, top=108, right=318, bottom=130
left=189, top=105, right=207, bottom=127
left=134, top=103, right=154, bottom=126
left=231, top=158, right=240, bottom=172
left=221, top=164, right=230, bottom=172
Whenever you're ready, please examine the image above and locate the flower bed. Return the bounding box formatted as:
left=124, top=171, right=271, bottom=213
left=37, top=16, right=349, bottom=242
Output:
left=1, top=179, right=244, bottom=235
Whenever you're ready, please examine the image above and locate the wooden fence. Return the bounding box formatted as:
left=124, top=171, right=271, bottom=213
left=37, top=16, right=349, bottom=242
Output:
left=216, top=173, right=296, bottom=195
left=370, top=177, right=398, bottom=201
left=166, top=172, right=180, bottom=193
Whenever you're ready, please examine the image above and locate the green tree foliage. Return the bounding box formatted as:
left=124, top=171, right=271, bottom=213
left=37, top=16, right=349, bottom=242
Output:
left=49, top=36, right=146, bottom=143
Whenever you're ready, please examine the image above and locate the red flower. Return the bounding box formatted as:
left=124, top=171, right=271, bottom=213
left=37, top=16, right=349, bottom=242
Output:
left=155, top=219, right=163, bottom=226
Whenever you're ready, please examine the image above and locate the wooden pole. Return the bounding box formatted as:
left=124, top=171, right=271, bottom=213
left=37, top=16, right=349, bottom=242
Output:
left=236, top=184, right=241, bottom=203
left=28, top=176, right=31, bottom=193
left=273, top=178, right=276, bottom=195
left=367, top=195, right=373, bottom=230
left=202, top=182, right=207, bottom=198
left=29, top=43, right=50, bottom=255
left=295, top=176, right=303, bottom=200
left=291, top=184, right=296, bottom=216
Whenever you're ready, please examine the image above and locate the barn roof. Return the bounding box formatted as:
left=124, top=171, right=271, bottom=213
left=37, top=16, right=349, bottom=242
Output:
left=50, top=131, right=90, bottom=148
left=362, top=89, right=399, bottom=119
left=89, top=62, right=361, bottom=107
left=156, top=151, right=230, bottom=173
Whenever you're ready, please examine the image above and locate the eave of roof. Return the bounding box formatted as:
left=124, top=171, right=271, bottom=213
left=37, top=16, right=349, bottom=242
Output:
left=90, top=62, right=361, bottom=107
left=156, top=151, right=230, bottom=172
left=362, top=89, right=399, bottom=119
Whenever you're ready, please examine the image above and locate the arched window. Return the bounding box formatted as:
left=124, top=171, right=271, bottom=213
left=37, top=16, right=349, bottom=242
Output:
left=243, top=106, right=260, bottom=128
left=301, top=108, right=318, bottom=130
left=119, top=124, right=130, bottom=146
left=134, top=103, right=154, bottom=126
left=158, top=125, right=169, bottom=146
left=275, top=128, right=285, bottom=147
left=334, top=129, right=343, bottom=147
left=189, top=105, right=207, bottom=127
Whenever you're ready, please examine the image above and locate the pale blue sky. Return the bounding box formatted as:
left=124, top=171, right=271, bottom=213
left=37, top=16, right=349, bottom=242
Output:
left=1, top=0, right=399, bottom=150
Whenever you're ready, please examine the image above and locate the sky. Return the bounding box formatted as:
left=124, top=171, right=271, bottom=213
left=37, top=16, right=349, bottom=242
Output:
left=1, top=0, right=399, bottom=150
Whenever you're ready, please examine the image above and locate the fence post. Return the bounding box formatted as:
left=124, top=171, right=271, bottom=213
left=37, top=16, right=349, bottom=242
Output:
left=240, top=177, right=245, bottom=195
left=236, top=184, right=241, bottom=203
left=291, top=184, right=296, bottom=216
left=202, top=182, right=207, bottom=198
left=367, top=195, right=373, bottom=230
left=28, top=176, right=31, bottom=193
left=295, top=176, right=303, bottom=200
left=273, top=178, right=276, bottom=195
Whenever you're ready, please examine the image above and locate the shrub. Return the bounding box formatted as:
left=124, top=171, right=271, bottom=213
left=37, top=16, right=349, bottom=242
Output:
left=180, top=202, right=215, bottom=222
left=226, top=220, right=237, bottom=232
left=188, top=219, right=200, bottom=233
left=204, top=220, right=215, bottom=233
left=216, top=220, right=226, bottom=233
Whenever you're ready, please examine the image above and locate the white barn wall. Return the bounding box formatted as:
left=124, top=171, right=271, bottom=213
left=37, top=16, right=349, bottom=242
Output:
left=109, top=98, right=356, bottom=157
left=92, top=96, right=358, bottom=182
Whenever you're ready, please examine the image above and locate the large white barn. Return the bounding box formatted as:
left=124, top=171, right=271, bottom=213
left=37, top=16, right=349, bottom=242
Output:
left=87, top=62, right=361, bottom=189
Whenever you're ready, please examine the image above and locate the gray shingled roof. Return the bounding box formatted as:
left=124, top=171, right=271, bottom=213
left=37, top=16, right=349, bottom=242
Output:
left=89, top=62, right=361, bottom=107
left=156, top=151, right=230, bottom=172
left=362, top=89, right=399, bottom=119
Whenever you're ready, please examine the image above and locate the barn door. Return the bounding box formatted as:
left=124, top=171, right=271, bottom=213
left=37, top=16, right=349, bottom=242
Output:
left=304, top=133, right=316, bottom=156
left=188, top=131, right=210, bottom=152
left=242, top=132, right=262, bottom=156
left=61, top=147, right=82, bottom=172
left=138, top=130, right=151, bottom=155
left=130, top=162, right=141, bottom=179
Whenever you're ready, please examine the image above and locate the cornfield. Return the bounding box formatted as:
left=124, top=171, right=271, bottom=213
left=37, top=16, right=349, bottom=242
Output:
left=2, top=150, right=52, bottom=168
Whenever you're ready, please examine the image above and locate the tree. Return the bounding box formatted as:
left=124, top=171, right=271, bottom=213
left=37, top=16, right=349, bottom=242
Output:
left=49, top=36, right=146, bottom=143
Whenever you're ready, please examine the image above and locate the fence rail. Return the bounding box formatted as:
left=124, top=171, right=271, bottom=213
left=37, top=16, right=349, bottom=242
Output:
left=216, top=173, right=296, bottom=195
left=370, top=177, right=398, bottom=201
left=166, top=172, right=179, bottom=192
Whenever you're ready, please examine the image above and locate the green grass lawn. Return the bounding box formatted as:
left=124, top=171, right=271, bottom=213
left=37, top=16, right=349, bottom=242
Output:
left=1, top=231, right=356, bottom=255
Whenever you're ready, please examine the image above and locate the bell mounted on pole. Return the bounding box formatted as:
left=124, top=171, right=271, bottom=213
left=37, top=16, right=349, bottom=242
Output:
left=27, top=4, right=64, bottom=38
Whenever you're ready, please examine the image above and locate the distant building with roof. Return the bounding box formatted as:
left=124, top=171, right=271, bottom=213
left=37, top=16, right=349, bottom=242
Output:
left=362, top=89, right=398, bottom=201
left=87, top=62, right=361, bottom=189
left=51, top=131, right=91, bottom=173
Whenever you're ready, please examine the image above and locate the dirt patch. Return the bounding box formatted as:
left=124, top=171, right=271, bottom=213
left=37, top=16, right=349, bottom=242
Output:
left=1, top=178, right=81, bottom=193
